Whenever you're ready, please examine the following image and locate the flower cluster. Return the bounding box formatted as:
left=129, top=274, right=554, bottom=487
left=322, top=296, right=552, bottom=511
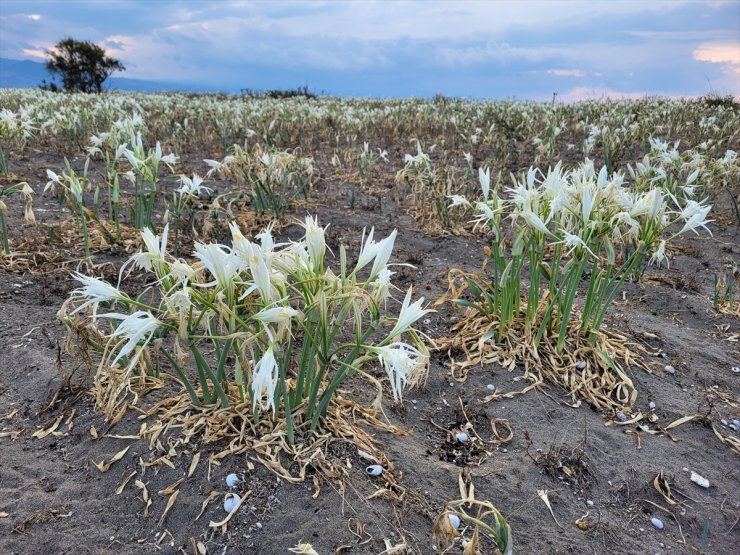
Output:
left=61, top=216, right=431, bottom=442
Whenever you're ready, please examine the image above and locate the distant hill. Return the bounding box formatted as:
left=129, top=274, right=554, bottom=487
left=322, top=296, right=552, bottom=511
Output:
left=0, top=57, right=203, bottom=93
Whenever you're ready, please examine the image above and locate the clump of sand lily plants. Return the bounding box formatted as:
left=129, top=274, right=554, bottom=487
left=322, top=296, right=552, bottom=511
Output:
left=60, top=215, right=430, bottom=468
left=440, top=160, right=713, bottom=410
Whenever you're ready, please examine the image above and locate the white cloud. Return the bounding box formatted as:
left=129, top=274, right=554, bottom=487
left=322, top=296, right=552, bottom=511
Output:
left=693, top=41, right=740, bottom=92
left=693, top=41, right=740, bottom=65
left=21, top=48, right=46, bottom=59
left=547, top=69, right=586, bottom=77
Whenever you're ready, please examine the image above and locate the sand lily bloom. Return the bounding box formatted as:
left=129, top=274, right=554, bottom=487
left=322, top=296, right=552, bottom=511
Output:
left=102, top=310, right=162, bottom=367
left=678, top=200, right=713, bottom=236
left=559, top=232, right=597, bottom=258
left=194, top=243, right=242, bottom=290
left=479, top=166, right=491, bottom=200
left=69, top=273, right=126, bottom=317
left=372, top=266, right=395, bottom=305
left=127, top=224, right=169, bottom=274
left=203, top=155, right=235, bottom=178
left=252, top=306, right=299, bottom=341
left=519, top=207, right=551, bottom=236
left=387, top=287, right=434, bottom=340
left=448, top=194, right=471, bottom=209
left=251, top=345, right=279, bottom=412
left=302, top=215, right=327, bottom=269
left=177, top=174, right=212, bottom=198
left=44, top=169, right=62, bottom=193
left=471, top=201, right=496, bottom=231
left=240, top=242, right=274, bottom=302
left=649, top=240, right=668, bottom=267
left=156, top=144, right=178, bottom=167
left=374, top=341, right=428, bottom=401
left=354, top=227, right=378, bottom=273
left=369, top=229, right=397, bottom=281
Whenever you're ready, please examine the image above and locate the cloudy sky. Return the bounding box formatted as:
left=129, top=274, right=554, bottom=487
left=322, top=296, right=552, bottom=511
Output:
left=1, top=0, right=738, bottom=99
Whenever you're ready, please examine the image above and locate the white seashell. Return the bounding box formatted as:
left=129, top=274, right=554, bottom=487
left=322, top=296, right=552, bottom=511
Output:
left=576, top=361, right=587, bottom=370
left=690, top=471, right=710, bottom=488
left=486, top=384, right=495, bottom=391
left=366, top=464, right=383, bottom=476
left=649, top=401, right=656, bottom=410
left=455, top=432, right=470, bottom=442
left=223, top=493, right=239, bottom=513
left=448, top=514, right=461, bottom=529
left=664, top=365, right=676, bottom=374
left=225, top=473, right=240, bottom=487
left=651, top=517, right=664, bottom=529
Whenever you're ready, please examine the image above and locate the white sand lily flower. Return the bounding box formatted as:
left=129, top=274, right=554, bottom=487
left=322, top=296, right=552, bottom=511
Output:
left=44, top=169, right=62, bottom=193
left=302, top=215, right=327, bottom=268
left=649, top=240, right=668, bottom=267
left=369, top=229, right=396, bottom=281
left=241, top=242, right=273, bottom=302
left=520, top=208, right=551, bottom=236
left=471, top=201, right=495, bottom=231
left=354, top=227, right=378, bottom=273
left=255, top=222, right=277, bottom=255
left=102, top=310, right=162, bottom=367
left=155, top=142, right=178, bottom=167
left=177, top=174, right=212, bottom=197
left=372, top=266, right=395, bottom=305
left=169, top=260, right=196, bottom=285
left=375, top=341, right=428, bottom=401
left=128, top=224, right=169, bottom=274
left=252, top=306, right=299, bottom=340
left=203, top=155, right=235, bottom=177
left=448, top=194, right=471, bottom=209
left=194, top=243, right=242, bottom=289
left=580, top=183, right=596, bottom=223
left=479, top=166, right=491, bottom=200
left=19, top=182, right=35, bottom=222
left=387, top=287, right=434, bottom=340
left=679, top=206, right=713, bottom=236
left=251, top=345, right=279, bottom=412
left=559, top=232, right=597, bottom=258
left=69, top=273, right=126, bottom=317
